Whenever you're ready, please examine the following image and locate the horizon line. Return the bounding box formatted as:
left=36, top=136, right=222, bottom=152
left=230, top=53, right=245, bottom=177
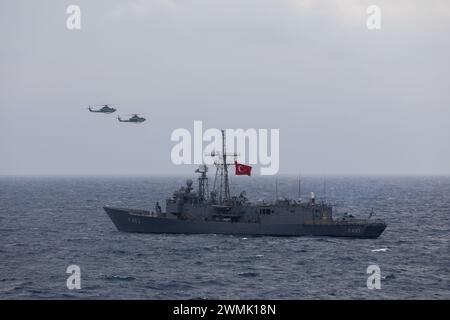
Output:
left=1, top=172, right=450, bottom=178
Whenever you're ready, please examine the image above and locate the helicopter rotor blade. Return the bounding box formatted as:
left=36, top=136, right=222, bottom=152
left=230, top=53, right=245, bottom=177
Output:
left=121, top=113, right=149, bottom=116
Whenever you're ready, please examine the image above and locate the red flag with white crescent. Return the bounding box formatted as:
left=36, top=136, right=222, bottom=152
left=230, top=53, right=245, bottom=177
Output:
left=235, top=161, right=252, bottom=176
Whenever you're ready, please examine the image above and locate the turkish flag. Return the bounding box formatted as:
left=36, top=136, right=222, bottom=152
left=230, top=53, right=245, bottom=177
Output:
left=235, top=161, right=252, bottom=176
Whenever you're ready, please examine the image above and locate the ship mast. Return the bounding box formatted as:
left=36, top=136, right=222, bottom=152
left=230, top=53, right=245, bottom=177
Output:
left=222, top=130, right=230, bottom=202
left=211, top=130, right=237, bottom=205
left=195, top=164, right=208, bottom=201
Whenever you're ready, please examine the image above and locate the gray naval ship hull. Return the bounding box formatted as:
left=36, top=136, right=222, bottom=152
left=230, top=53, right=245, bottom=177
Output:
left=104, top=207, right=386, bottom=239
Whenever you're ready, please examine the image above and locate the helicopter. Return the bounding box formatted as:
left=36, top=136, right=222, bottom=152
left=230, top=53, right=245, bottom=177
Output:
left=88, top=105, right=117, bottom=114
left=117, top=114, right=147, bottom=123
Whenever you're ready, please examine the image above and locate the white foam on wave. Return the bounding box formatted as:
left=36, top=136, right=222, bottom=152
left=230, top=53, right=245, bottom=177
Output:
left=371, top=248, right=390, bottom=252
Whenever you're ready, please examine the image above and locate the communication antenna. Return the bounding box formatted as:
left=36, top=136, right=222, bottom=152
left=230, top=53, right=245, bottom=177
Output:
left=275, top=176, right=279, bottom=201
left=298, top=173, right=302, bottom=202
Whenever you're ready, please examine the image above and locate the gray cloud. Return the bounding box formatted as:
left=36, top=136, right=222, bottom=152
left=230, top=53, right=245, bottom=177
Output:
left=1, top=0, right=449, bottom=175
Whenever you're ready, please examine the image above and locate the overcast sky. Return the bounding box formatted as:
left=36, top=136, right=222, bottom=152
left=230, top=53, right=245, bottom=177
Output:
left=1, top=0, right=449, bottom=175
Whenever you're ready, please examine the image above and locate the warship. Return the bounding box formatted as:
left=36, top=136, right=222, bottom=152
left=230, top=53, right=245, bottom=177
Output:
left=104, top=131, right=387, bottom=238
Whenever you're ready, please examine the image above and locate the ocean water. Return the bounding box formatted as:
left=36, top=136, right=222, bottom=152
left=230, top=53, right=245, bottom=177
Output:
left=0, top=175, right=449, bottom=299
